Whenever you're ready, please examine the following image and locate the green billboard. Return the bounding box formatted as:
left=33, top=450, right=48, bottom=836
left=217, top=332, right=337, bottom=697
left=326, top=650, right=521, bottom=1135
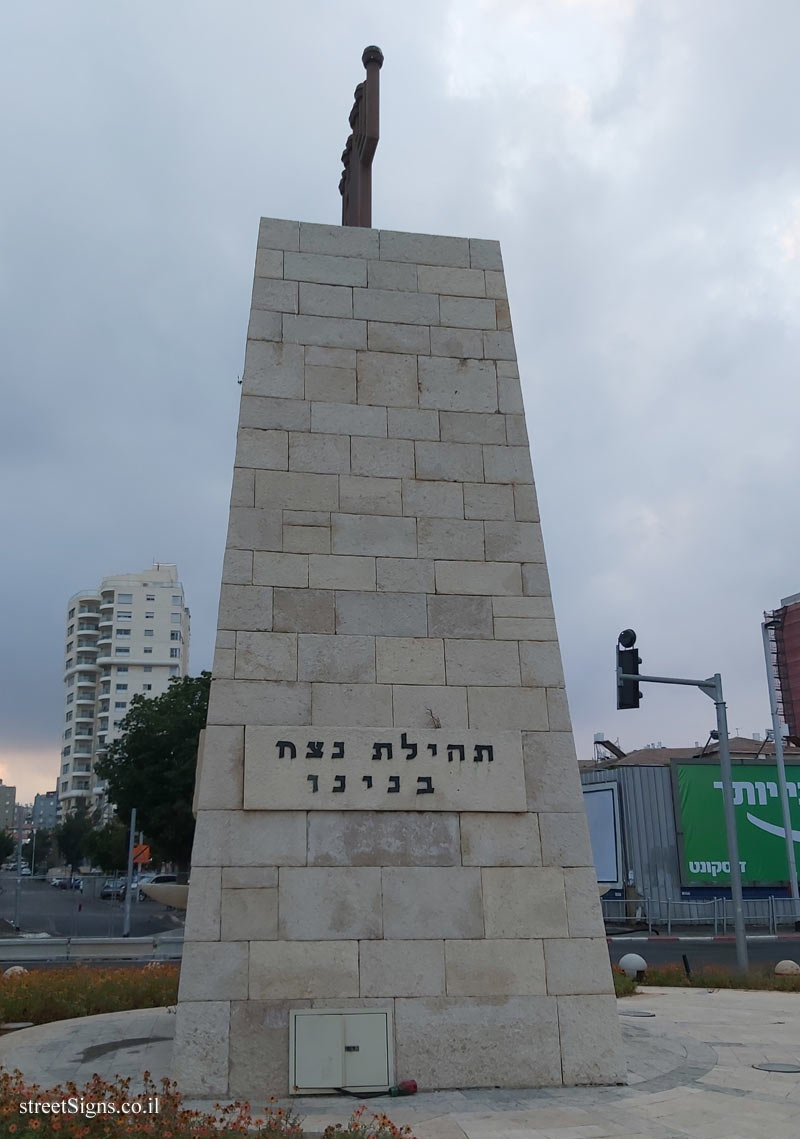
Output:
left=676, top=763, right=800, bottom=886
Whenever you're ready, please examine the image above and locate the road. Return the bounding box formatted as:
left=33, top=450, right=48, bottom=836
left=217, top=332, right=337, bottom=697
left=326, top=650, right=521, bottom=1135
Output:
left=608, top=934, right=800, bottom=971
left=0, top=874, right=182, bottom=938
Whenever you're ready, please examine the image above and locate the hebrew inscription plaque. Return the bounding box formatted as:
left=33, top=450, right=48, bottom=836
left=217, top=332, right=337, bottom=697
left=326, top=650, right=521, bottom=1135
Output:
left=244, top=727, right=526, bottom=811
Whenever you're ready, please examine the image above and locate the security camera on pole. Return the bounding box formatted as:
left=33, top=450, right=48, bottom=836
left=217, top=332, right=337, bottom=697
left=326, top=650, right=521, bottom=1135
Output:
left=616, top=629, right=748, bottom=973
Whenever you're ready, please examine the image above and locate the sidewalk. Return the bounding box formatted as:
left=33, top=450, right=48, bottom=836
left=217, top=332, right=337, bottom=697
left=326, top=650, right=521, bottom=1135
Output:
left=2, top=988, right=800, bottom=1136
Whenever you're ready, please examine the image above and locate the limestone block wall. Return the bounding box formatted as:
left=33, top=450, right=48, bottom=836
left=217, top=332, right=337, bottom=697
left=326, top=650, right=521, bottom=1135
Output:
left=173, top=218, right=624, bottom=1098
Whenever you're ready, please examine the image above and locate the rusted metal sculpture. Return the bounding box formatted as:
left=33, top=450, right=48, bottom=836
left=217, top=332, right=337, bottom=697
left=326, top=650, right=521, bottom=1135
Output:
left=340, top=46, right=384, bottom=227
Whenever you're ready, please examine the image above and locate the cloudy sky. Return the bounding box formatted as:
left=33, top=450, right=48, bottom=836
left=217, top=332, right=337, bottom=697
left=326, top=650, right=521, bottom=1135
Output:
left=3, top=0, right=800, bottom=803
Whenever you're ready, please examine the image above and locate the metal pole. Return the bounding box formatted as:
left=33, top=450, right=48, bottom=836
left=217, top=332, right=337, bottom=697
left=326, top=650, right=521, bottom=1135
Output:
left=12, top=820, right=22, bottom=930
left=712, top=675, right=748, bottom=972
left=30, top=828, right=36, bottom=877
left=122, top=807, right=136, bottom=937
left=762, top=620, right=800, bottom=926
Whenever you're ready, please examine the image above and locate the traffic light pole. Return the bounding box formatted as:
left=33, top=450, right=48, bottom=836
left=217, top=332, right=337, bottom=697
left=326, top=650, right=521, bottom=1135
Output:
left=617, top=666, right=749, bottom=972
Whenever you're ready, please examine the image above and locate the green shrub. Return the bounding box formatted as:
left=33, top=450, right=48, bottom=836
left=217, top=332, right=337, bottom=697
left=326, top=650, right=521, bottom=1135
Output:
left=0, top=964, right=179, bottom=1026
left=640, top=962, right=800, bottom=991
left=322, top=1105, right=415, bottom=1138
left=611, top=966, right=637, bottom=996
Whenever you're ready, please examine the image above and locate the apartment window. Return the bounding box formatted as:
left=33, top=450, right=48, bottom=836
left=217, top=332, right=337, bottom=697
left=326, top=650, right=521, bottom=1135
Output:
left=170, top=630, right=182, bottom=641
left=67, top=624, right=74, bottom=636
left=61, top=763, right=70, bottom=774
left=116, top=666, right=128, bottom=673
left=61, top=781, right=69, bottom=792
left=143, top=647, right=153, bottom=654
left=67, top=675, right=75, bottom=687
left=62, top=746, right=71, bottom=757
left=78, top=672, right=94, bottom=682
left=144, top=665, right=152, bottom=673
left=118, top=593, right=132, bottom=604
left=116, top=629, right=131, bottom=638
left=169, top=666, right=179, bottom=676
left=114, top=701, right=127, bottom=710
left=65, top=658, right=73, bottom=669
left=170, top=612, right=181, bottom=624
left=172, top=595, right=181, bottom=605
left=115, top=684, right=128, bottom=692
left=146, top=594, right=155, bottom=602
left=65, top=711, right=73, bottom=722
left=116, top=647, right=130, bottom=655
left=170, top=647, right=180, bottom=658
left=63, top=729, right=72, bottom=740
left=66, top=693, right=74, bottom=705
left=145, top=611, right=154, bottom=619
left=68, top=608, right=75, bottom=619
left=99, top=700, right=110, bottom=712
left=142, top=683, right=152, bottom=691
left=117, top=612, right=132, bottom=621
left=113, top=720, right=123, bottom=729
left=144, top=629, right=154, bottom=637
left=99, top=718, right=108, bottom=731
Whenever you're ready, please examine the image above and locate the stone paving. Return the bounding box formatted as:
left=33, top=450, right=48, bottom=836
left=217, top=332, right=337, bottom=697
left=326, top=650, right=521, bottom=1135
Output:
left=1, top=987, right=800, bottom=1136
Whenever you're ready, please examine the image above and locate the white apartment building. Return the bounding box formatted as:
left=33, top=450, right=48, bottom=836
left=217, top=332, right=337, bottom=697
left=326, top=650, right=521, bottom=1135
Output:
left=59, top=564, right=190, bottom=819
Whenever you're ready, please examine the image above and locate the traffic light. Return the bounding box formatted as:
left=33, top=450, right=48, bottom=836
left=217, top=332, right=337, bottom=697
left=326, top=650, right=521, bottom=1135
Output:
left=617, top=628, right=642, bottom=709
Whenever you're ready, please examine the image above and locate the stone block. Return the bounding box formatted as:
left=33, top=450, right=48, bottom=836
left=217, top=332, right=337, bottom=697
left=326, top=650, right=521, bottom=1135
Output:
left=306, top=345, right=356, bottom=366
left=282, top=523, right=330, bottom=553
left=172, top=1001, right=231, bottom=1098
left=332, top=513, right=417, bottom=557
left=483, top=867, right=568, bottom=938
left=505, top=413, right=528, bottom=445
left=522, top=731, right=583, bottom=812
left=376, top=637, right=445, bottom=684
left=564, top=867, right=606, bottom=937
left=495, top=618, right=557, bottom=641
left=391, top=685, right=468, bottom=728
left=308, top=554, right=376, bottom=591
left=514, top=484, right=540, bottom=521
left=393, top=996, right=561, bottom=1089
left=230, top=467, right=254, bottom=507
left=376, top=557, right=435, bottom=594
left=259, top=217, right=300, bottom=250
left=311, top=400, right=387, bottom=437
left=229, top=999, right=307, bottom=1099
left=242, top=341, right=304, bottom=399
left=278, top=867, right=382, bottom=939
left=222, top=867, right=278, bottom=888
left=284, top=251, right=367, bottom=286
left=213, top=647, right=234, bottom=678
left=255, top=469, right=339, bottom=511
left=273, top=587, right=334, bottom=632
left=427, top=595, right=493, bottom=639
left=557, top=994, right=626, bottom=1085
left=195, top=725, right=244, bottom=811
left=235, top=631, right=297, bottom=681
left=401, top=479, right=463, bottom=518
left=367, top=259, right=418, bottom=290
left=298, top=281, right=352, bottom=318
left=216, top=630, right=235, bottom=649
left=356, top=351, right=417, bottom=408
left=382, top=867, right=483, bottom=938
left=495, top=299, right=511, bottom=329
left=335, top=591, right=427, bottom=636
left=440, top=296, right=497, bottom=330
left=253, top=552, right=309, bottom=588
left=546, top=688, right=573, bottom=731
left=445, top=640, right=521, bottom=686
left=493, top=596, right=554, bottom=618
left=307, top=811, right=460, bottom=866
left=440, top=411, right=506, bottom=445
left=418, top=517, right=484, bottom=560
left=283, top=314, right=367, bottom=350
left=206, top=679, right=311, bottom=726
left=467, top=686, right=549, bottom=730
left=519, top=641, right=565, bottom=687
left=434, top=560, right=521, bottom=595
left=445, top=939, right=546, bottom=996
left=418, top=357, right=498, bottom=413
left=483, top=330, right=516, bottom=360
left=222, top=549, right=253, bottom=585
left=226, top=507, right=282, bottom=552
left=388, top=408, right=440, bottom=440
left=340, top=475, right=402, bottom=516
left=191, top=808, right=307, bottom=867
left=300, top=221, right=378, bottom=259
left=351, top=436, right=415, bottom=478
left=221, top=886, right=278, bottom=941
left=239, top=395, right=310, bottom=432
left=429, top=326, right=485, bottom=359
left=179, top=941, right=248, bottom=1001
left=380, top=229, right=470, bottom=267
left=304, top=365, right=356, bottom=404
left=247, top=311, right=282, bottom=340
left=415, top=441, right=484, bottom=482
left=311, top=682, right=393, bottom=726
left=183, top=866, right=221, bottom=941
left=484, top=521, right=544, bottom=562
left=484, top=269, right=507, bottom=298
left=418, top=265, right=486, bottom=296
left=218, top=585, right=273, bottom=632
left=298, top=633, right=375, bottom=682
left=469, top=238, right=503, bottom=270
left=544, top=938, right=613, bottom=995
left=361, top=940, right=446, bottom=997
left=254, top=247, right=283, bottom=278
left=251, top=277, right=298, bottom=313
left=354, top=287, right=439, bottom=325
left=460, top=812, right=541, bottom=866
left=249, top=941, right=359, bottom=999
left=463, top=482, right=515, bottom=520
left=289, top=431, right=350, bottom=474
left=368, top=321, right=431, bottom=354
left=522, top=562, right=552, bottom=596
left=483, top=445, right=534, bottom=484
left=498, top=374, right=525, bottom=413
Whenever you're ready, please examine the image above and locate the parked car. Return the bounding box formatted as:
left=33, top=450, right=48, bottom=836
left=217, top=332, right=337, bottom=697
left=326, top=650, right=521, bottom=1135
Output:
left=20, top=867, right=31, bottom=876
left=137, top=873, right=177, bottom=901
left=100, top=879, right=126, bottom=900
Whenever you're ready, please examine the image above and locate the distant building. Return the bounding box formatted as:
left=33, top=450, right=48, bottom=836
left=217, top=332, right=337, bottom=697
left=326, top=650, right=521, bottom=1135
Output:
left=766, top=592, right=800, bottom=743
left=32, top=790, right=58, bottom=831
left=58, top=564, right=190, bottom=820
left=0, top=780, right=15, bottom=833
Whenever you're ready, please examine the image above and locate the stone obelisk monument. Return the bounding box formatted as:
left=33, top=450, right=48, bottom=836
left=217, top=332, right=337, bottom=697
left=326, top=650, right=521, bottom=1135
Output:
left=173, top=48, right=624, bottom=1098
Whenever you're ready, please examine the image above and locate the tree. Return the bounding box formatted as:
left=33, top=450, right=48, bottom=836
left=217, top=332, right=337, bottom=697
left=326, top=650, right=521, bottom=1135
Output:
left=0, top=830, right=14, bottom=865
left=55, top=801, right=94, bottom=869
left=96, top=672, right=210, bottom=870
left=86, top=822, right=129, bottom=874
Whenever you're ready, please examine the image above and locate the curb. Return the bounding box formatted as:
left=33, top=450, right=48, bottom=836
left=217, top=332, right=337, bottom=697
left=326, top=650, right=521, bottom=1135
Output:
left=608, top=933, right=800, bottom=943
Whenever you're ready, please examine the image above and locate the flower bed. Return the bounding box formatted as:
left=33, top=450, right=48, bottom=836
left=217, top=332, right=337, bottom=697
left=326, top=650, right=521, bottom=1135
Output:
left=0, top=965, right=179, bottom=1027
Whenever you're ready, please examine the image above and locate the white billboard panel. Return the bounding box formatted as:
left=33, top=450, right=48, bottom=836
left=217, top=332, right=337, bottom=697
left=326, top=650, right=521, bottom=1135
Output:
left=582, top=781, right=623, bottom=887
